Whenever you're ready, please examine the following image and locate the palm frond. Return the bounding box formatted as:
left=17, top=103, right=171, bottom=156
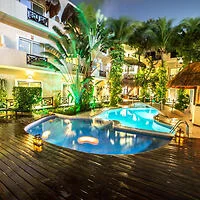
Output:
left=31, top=60, right=60, bottom=72
left=40, top=52, right=64, bottom=66
left=44, top=43, right=64, bottom=60
left=48, top=34, right=67, bottom=58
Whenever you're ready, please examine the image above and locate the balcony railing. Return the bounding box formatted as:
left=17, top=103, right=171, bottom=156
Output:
left=26, top=54, right=47, bottom=65
left=27, top=8, right=48, bottom=27
left=99, top=70, right=106, bottom=77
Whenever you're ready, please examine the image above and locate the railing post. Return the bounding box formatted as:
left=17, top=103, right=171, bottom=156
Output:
left=172, top=99, right=175, bottom=112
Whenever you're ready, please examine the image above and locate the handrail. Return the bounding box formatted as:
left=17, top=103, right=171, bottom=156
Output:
left=27, top=8, right=48, bottom=27
left=170, top=120, right=189, bottom=137
left=27, top=54, right=47, bottom=65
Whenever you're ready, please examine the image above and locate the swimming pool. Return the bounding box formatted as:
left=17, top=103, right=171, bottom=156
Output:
left=96, top=105, right=171, bottom=133
left=25, top=115, right=172, bottom=155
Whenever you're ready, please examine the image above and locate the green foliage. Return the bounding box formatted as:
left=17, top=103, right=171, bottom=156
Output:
left=13, top=87, right=42, bottom=112
left=155, top=65, right=168, bottom=103
left=33, top=108, right=50, bottom=116
left=107, top=17, right=134, bottom=44
left=175, top=89, right=190, bottom=111
left=55, top=106, right=78, bottom=115
left=54, top=92, right=61, bottom=108
left=171, top=17, right=200, bottom=64
left=109, top=44, right=124, bottom=106
left=150, top=17, right=174, bottom=53
left=0, top=79, right=7, bottom=108
left=33, top=5, right=112, bottom=114
left=135, top=61, right=158, bottom=99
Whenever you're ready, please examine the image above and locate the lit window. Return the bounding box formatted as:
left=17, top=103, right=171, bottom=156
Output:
left=32, top=3, right=44, bottom=15
left=17, top=81, right=42, bottom=87
left=19, top=0, right=44, bottom=15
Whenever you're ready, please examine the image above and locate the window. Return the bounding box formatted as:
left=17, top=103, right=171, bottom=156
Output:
left=17, top=80, right=42, bottom=88
left=32, top=3, right=44, bottom=15
left=19, top=0, right=44, bottom=15
left=19, top=37, right=44, bottom=56
left=19, top=38, right=31, bottom=54
left=17, top=80, right=42, bottom=87
left=62, top=84, right=70, bottom=97
left=32, top=42, right=43, bottom=55
left=17, top=81, right=29, bottom=87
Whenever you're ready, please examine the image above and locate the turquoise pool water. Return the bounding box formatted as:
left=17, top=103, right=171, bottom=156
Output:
left=96, top=106, right=171, bottom=133
left=25, top=116, right=172, bottom=155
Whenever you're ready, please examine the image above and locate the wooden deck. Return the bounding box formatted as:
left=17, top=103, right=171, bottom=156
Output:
left=0, top=117, right=200, bottom=200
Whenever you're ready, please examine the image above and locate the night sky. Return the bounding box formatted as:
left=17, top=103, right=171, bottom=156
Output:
left=70, top=0, right=200, bottom=24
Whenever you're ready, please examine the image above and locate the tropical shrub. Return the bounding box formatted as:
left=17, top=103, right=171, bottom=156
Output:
left=13, top=87, right=42, bottom=112
left=175, top=89, right=190, bottom=111
left=33, top=4, right=112, bottom=113
left=55, top=106, right=77, bottom=115
left=0, top=79, right=7, bottom=108
left=109, top=44, right=124, bottom=106
left=155, top=65, right=168, bottom=103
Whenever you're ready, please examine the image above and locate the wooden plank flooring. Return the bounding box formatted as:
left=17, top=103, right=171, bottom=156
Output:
left=0, top=117, right=200, bottom=200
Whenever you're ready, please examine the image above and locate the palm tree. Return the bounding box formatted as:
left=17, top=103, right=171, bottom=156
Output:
left=128, top=21, right=158, bottom=99
left=147, top=18, right=174, bottom=65
left=106, top=17, right=134, bottom=106
left=172, top=17, right=200, bottom=64
left=35, top=5, right=112, bottom=112
left=107, top=17, right=134, bottom=44
left=146, top=18, right=174, bottom=103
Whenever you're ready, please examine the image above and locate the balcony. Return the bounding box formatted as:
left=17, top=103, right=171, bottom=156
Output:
left=0, top=48, right=26, bottom=67
left=27, top=54, right=47, bottom=65
left=0, top=48, right=51, bottom=71
left=27, top=8, right=48, bottom=27
left=0, top=0, right=63, bottom=38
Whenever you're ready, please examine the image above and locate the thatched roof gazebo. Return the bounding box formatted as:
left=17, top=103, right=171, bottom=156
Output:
left=124, top=57, right=146, bottom=68
left=168, top=62, right=200, bottom=89
left=168, top=62, right=200, bottom=126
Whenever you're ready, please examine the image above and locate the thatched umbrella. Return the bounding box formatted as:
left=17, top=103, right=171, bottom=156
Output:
left=61, top=3, right=78, bottom=24
left=124, top=57, right=146, bottom=68
left=35, top=0, right=61, bottom=18
left=167, top=62, right=200, bottom=89
left=46, top=0, right=61, bottom=18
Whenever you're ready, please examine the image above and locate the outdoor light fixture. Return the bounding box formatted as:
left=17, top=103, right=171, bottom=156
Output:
left=175, top=136, right=184, bottom=147
left=33, top=134, right=43, bottom=152
left=26, top=70, right=34, bottom=81
left=175, top=128, right=185, bottom=138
